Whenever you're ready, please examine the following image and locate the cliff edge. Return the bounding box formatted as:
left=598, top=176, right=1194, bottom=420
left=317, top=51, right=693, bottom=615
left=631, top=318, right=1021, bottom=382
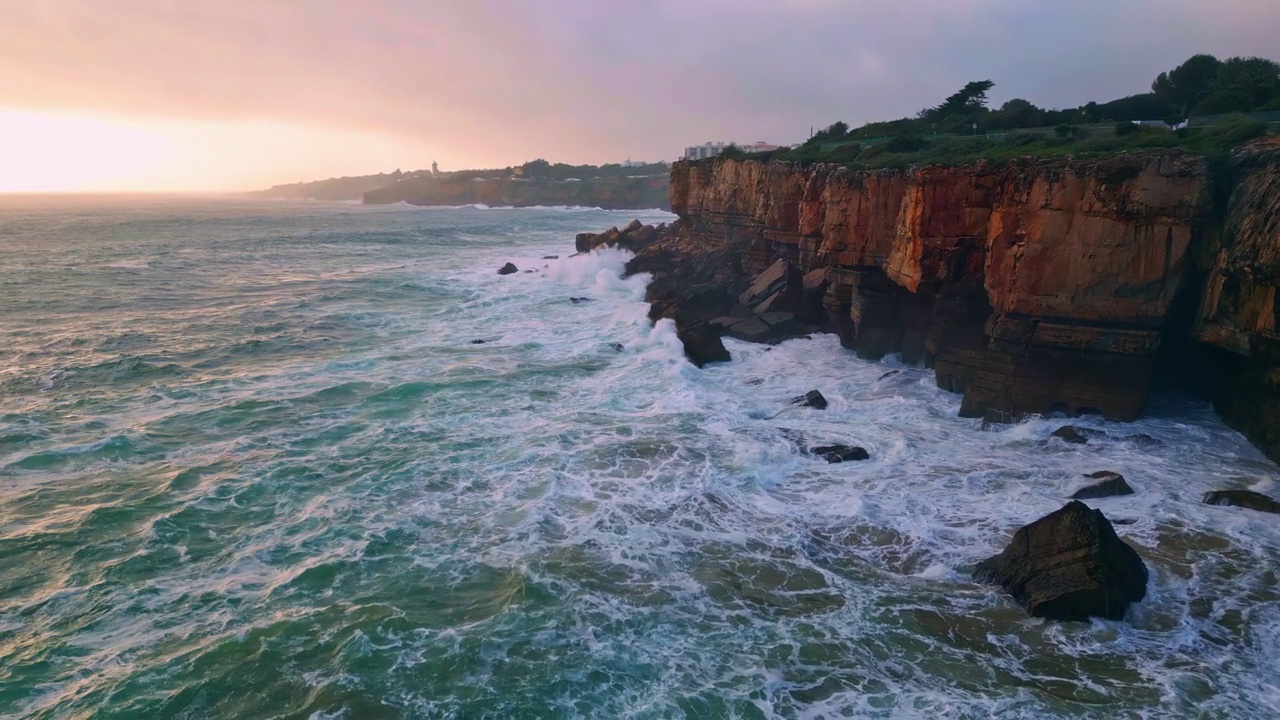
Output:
left=591, top=144, right=1279, bottom=461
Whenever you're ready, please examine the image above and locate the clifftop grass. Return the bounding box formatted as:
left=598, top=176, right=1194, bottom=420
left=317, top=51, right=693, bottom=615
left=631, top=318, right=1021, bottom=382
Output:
left=734, top=116, right=1274, bottom=171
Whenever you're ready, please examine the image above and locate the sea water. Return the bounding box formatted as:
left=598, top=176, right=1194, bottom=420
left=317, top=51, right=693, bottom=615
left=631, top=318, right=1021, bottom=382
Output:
left=1, top=196, right=1278, bottom=719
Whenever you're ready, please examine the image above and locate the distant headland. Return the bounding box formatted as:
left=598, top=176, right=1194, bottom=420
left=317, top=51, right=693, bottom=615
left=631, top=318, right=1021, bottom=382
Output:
left=249, top=159, right=673, bottom=210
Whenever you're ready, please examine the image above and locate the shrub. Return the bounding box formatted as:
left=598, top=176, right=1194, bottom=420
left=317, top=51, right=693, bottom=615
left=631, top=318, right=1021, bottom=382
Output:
left=1115, top=121, right=1141, bottom=137
left=1199, top=115, right=1270, bottom=146
left=1006, top=131, right=1041, bottom=147
left=885, top=135, right=931, bottom=153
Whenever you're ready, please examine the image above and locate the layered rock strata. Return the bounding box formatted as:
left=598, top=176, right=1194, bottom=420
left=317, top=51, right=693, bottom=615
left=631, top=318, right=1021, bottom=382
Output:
left=585, top=143, right=1278, bottom=461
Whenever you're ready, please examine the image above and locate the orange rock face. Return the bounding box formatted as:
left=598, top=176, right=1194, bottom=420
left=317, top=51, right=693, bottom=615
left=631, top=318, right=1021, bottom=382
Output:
left=1189, top=139, right=1280, bottom=459
left=665, top=152, right=1218, bottom=425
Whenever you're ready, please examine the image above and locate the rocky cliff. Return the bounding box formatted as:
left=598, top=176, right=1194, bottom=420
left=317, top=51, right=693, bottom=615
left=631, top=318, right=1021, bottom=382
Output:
left=596, top=141, right=1280, bottom=461
left=364, top=175, right=669, bottom=210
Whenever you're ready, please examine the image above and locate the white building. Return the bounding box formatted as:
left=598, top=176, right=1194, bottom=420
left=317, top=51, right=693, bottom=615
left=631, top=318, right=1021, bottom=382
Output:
left=682, top=141, right=781, bottom=160
left=683, top=142, right=729, bottom=160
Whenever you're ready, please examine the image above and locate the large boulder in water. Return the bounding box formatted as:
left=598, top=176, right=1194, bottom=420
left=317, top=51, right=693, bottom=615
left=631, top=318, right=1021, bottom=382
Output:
left=1050, top=426, right=1105, bottom=445
left=810, top=444, right=869, bottom=463
left=793, top=390, right=828, bottom=410
left=974, top=501, right=1148, bottom=621
left=1203, top=490, right=1280, bottom=514
left=497, top=262, right=518, bottom=275
left=1070, top=471, right=1135, bottom=499
left=677, top=321, right=730, bottom=368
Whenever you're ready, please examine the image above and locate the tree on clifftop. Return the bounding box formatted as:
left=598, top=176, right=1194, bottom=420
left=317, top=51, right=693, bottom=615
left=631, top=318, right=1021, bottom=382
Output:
left=1152, top=54, right=1222, bottom=117
left=924, top=80, right=995, bottom=122
left=1194, top=56, right=1280, bottom=114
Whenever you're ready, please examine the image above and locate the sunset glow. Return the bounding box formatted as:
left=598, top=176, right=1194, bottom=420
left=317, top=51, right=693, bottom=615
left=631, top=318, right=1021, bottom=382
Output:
left=2, top=2, right=1277, bottom=192
left=0, top=109, right=431, bottom=192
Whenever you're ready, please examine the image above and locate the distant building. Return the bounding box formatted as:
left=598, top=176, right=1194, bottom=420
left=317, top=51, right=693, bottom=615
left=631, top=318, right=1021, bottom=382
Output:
left=432, top=161, right=439, bottom=177
left=683, top=142, right=728, bottom=160
left=682, top=141, right=781, bottom=160
left=621, top=158, right=646, bottom=168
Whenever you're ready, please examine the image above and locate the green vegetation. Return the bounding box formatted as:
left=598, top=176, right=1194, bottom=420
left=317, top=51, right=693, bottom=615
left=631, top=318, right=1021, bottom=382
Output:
left=744, top=54, right=1279, bottom=170
left=516, top=159, right=668, bottom=180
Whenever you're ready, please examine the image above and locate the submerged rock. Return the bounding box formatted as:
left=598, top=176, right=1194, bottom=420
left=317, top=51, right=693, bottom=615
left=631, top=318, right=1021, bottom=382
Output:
left=1051, top=426, right=1105, bottom=445
left=570, top=297, right=593, bottom=304
left=1071, top=471, right=1135, bottom=499
left=1203, top=490, right=1280, bottom=514
left=810, top=444, right=870, bottom=463
left=677, top=322, right=730, bottom=368
left=497, top=262, right=518, bottom=275
left=973, top=500, right=1148, bottom=621
left=542, top=255, right=559, bottom=260
left=794, top=390, right=828, bottom=410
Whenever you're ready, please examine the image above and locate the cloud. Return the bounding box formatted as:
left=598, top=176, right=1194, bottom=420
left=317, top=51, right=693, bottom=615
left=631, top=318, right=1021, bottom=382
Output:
left=0, top=0, right=1277, bottom=184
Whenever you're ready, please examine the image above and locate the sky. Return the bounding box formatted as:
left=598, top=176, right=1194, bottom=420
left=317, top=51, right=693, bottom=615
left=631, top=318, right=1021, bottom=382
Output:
left=1, top=1, right=1278, bottom=192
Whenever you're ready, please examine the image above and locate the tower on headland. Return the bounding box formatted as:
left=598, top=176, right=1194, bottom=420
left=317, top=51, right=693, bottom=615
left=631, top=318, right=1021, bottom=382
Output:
left=432, top=161, right=439, bottom=177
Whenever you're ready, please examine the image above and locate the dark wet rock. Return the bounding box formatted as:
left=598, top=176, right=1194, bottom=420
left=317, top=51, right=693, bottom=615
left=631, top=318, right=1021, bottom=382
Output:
left=1070, top=471, right=1135, bottom=499
left=879, top=370, right=902, bottom=380
left=745, top=378, right=765, bottom=386
left=1202, top=490, right=1280, bottom=514
left=797, top=267, right=830, bottom=325
left=793, top=390, right=828, bottom=410
left=609, top=343, right=624, bottom=352
left=570, top=297, right=593, bottom=304
left=810, top=444, right=870, bottom=463
left=974, top=500, right=1148, bottom=621
left=1113, top=518, right=1139, bottom=525
left=523, top=269, right=535, bottom=273
left=622, top=246, right=674, bottom=277
left=677, top=322, right=730, bottom=368
left=542, top=255, right=559, bottom=260
left=497, top=262, right=518, bottom=275
left=740, top=259, right=801, bottom=313
left=981, top=408, right=1028, bottom=430
left=470, top=339, right=488, bottom=345
left=1051, top=425, right=1106, bottom=445
left=576, top=220, right=663, bottom=255
left=717, top=315, right=774, bottom=343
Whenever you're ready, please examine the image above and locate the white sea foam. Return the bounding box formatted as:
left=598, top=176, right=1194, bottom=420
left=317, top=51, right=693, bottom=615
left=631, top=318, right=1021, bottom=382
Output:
left=2, top=200, right=1277, bottom=718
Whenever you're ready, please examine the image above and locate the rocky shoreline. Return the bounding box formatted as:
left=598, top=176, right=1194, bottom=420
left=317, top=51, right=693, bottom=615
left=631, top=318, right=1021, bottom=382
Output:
left=548, top=141, right=1280, bottom=621
left=575, top=139, right=1280, bottom=464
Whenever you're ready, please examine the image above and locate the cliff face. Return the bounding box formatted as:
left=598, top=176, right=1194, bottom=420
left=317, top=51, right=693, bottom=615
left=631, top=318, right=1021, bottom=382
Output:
left=364, top=175, right=669, bottom=210
left=651, top=146, right=1279, bottom=460
left=1192, top=139, right=1280, bottom=457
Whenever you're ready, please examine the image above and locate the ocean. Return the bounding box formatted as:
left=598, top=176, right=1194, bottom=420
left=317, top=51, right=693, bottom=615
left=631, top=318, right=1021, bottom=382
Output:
left=1, top=196, right=1278, bottom=718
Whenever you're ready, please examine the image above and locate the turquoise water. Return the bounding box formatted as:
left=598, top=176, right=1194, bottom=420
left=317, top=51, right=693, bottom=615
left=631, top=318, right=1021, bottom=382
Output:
left=1, top=196, right=1278, bottom=719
